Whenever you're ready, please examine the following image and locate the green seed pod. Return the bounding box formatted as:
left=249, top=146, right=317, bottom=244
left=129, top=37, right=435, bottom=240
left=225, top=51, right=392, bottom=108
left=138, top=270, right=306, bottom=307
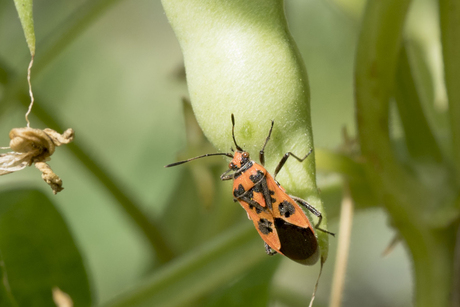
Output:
left=163, top=0, right=330, bottom=261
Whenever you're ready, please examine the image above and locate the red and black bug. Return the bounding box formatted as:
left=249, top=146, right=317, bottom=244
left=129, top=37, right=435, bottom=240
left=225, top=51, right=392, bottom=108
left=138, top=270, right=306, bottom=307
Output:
left=166, top=114, right=332, bottom=265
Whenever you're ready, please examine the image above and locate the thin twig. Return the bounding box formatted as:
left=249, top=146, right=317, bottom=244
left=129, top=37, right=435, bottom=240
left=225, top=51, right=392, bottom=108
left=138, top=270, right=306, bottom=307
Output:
left=25, top=55, right=35, bottom=127
left=329, top=182, right=353, bottom=307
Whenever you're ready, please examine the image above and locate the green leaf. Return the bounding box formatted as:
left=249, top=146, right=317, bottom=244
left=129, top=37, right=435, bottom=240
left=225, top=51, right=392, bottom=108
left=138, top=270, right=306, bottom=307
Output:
left=13, top=0, right=35, bottom=55
left=0, top=251, right=18, bottom=307
left=0, top=189, right=92, bottom=307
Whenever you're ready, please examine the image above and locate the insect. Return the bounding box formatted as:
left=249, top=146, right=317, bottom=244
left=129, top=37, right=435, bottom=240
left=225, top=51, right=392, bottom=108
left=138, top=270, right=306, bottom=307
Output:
left=165, top=114, right=332, bottom=265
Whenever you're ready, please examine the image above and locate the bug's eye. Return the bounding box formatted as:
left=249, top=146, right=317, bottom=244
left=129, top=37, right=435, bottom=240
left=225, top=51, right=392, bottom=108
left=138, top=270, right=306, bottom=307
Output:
left=229, top=162, right=236, bottom=169
left=242, top=152, right=249, bottom=159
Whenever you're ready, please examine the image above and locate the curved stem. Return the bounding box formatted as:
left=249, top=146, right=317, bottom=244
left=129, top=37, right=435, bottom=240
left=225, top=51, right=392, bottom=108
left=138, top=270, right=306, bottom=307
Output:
left=355, top=0, right=453, bottom=306
left=439, top=0, right=460, bottom=180
left=394, top=44, right=443, bottom=163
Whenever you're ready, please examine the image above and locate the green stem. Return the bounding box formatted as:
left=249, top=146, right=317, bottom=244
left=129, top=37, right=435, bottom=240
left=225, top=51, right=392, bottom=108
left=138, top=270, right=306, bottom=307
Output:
left=355, top=0, right=453, bottom=306
left=439, top=0, right=460, bottom=180
left=394, top=44, right=443, bottom=163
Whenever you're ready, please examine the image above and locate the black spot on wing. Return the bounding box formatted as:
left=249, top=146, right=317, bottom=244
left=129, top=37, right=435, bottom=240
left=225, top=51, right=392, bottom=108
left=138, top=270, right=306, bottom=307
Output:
left=233, top=184, right=245, bottom=198
left=275, top=218, right=317, bottom=262
left=278, top=200, right=296, bottom=218
left=249, top=170, right=264, bottom=184
left=258, top=218, right=273, bottom=235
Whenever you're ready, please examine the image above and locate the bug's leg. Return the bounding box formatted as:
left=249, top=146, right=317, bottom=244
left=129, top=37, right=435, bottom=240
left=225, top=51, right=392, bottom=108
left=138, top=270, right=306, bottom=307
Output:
left=220, top=168, right=234, bottom=180
left=273, top=148, right=313, bottom=179
left=254, top=177, right=274, bottom=211
left=259, top=120, right=275, bottom=166
left=290, top=195, right=335, bottom=236
left=264, top=242, right=277, bottom=256
left=238, top=195, right=267, bottom=214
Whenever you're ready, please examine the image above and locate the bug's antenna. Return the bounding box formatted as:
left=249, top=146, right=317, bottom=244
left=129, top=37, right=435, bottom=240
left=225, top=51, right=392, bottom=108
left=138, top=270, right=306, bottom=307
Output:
left=165, top=152, right=233, bottom=168
left=231, top=114, right=243, bottom=151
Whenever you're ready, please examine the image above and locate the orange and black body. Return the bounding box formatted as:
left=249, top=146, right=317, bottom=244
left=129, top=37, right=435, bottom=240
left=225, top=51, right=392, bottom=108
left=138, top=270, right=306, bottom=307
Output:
left=166, top=114, right=331, bottom=265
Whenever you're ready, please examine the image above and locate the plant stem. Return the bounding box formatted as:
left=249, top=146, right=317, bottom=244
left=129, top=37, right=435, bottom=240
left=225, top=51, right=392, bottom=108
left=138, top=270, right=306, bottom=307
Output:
left=394, top=44, right=443, bottom=163
left=439, top=0, right=460, bottom=180
left=355, top=0, right=454, bottom=306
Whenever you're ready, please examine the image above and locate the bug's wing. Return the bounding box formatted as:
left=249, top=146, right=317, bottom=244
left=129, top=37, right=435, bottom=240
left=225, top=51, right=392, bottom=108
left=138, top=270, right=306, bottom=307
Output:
left=0, top=152, right=29, bottom=175
left=273, top=217, right=319, bottom=265
left=265, top=174, right=313, bottom=229
left=237, top=198, right=282, bottom=252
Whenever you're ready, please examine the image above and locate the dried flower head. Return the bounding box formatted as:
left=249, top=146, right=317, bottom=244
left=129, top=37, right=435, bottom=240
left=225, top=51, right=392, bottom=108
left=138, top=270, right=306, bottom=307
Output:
left=0, top=127, right=74, bottom=194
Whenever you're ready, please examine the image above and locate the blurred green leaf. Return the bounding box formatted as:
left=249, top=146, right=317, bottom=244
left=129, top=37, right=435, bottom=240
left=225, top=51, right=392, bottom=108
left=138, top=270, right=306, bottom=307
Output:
left=0, top=189, right=92, bottom=307
left=0, top=251, right=18, bottom=307
left=202, top=256, right=280, bottom=307
left=101, top=223, right=266, bottom=307
left=13, top=0, right=35, bottom=55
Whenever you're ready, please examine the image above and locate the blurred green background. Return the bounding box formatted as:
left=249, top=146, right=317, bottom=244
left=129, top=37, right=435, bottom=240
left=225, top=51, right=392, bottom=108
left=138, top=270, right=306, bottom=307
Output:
left=0, top=0, right=445, bottom=306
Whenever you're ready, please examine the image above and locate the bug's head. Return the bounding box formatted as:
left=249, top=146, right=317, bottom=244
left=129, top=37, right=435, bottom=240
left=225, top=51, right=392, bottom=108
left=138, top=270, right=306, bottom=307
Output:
left=228, top=150, right=250, bottom=170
